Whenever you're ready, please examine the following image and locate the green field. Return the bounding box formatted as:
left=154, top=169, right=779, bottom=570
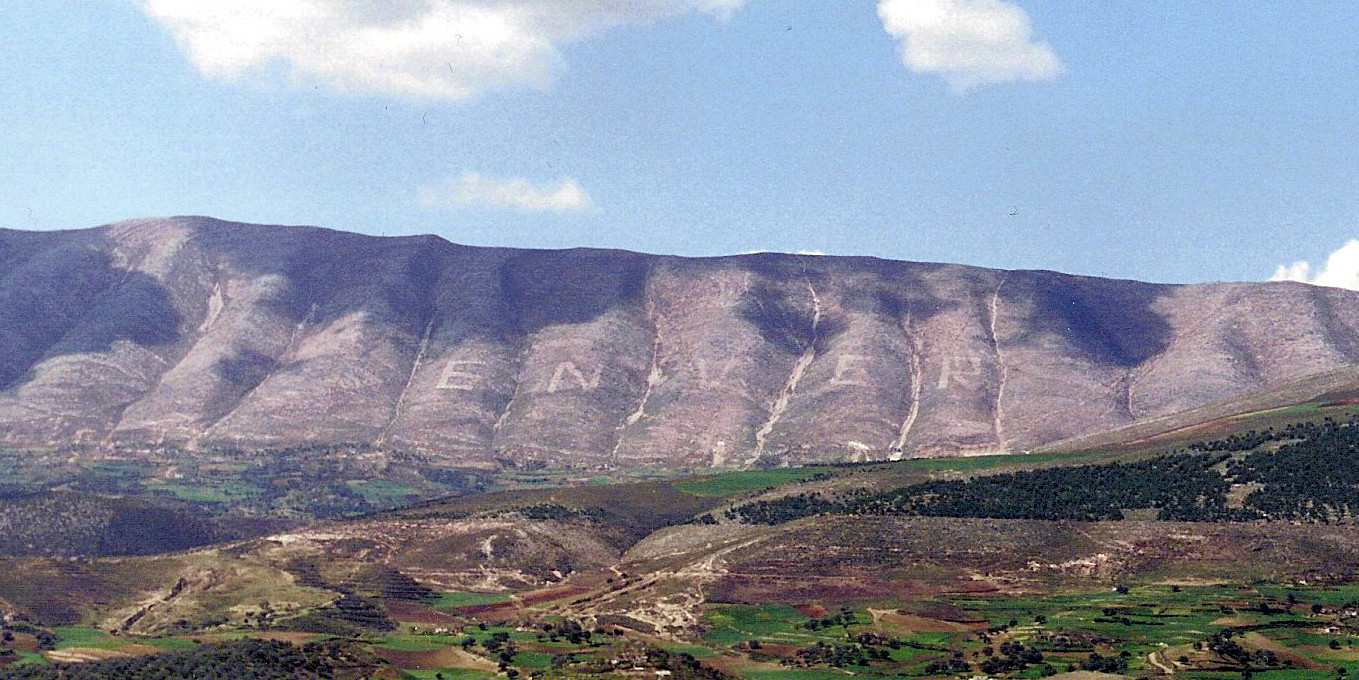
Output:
left=399, top=671, right=496, bottom=680
left=50, top=627, right=122, bottom=650
left=676, top=468, right=825, bottom=498
left=894, top=450, right=1085, bottom=472
left=144, top=480, right=265, bottom=503
left=13, top=417, right=1359, bottom=680
left=9, top=571, right=1359, bottom=679
left=430, top=591, right=514, bottom=609
left=347, top=479, right=419, bottom=506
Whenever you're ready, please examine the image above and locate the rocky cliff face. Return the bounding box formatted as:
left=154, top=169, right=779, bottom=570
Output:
left=2, top=217, right=1356, bottom=468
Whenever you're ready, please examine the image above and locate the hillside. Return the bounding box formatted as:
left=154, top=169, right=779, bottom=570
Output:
left=3, top=216, right=1359, bottom=468
left=9, top=420, right=1359, bottom=678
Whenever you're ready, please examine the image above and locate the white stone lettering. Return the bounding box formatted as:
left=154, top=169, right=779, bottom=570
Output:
left=830, top=354, right=871, bottom=386
left=547, top=361, right=602, bottom=393
left=437, top=360, right=487, bottom=391
left=937, top=355, right=985, bottom=389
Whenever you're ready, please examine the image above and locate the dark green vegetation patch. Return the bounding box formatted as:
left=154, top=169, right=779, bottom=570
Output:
left=0, top=639, right=378, bottom=680
left=732, top=415, right=1359, bottom=525
left=0, top=492, right=219, bottom=557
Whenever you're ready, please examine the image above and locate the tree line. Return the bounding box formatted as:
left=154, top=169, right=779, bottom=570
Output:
left=0, top=639, right=377, bottom=680
left=728, top=414, right=1359, bottom=525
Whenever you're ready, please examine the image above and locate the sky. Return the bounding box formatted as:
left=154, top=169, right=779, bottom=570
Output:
left=2, top=1, right=1357, bottom=286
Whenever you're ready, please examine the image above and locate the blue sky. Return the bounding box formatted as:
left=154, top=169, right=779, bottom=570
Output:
left=2, top=1, right=1357, bottom=286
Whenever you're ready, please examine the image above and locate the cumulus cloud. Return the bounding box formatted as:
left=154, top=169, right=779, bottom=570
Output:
left=419, top=171, right=594, bottom=213
left=140, top=0, right=749, bottom=99
left=877, top=0, right=1063, bottom=91
left=1270, top=240, right=1359, bottom=291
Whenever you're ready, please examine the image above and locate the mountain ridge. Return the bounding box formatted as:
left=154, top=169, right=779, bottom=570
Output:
left=0, top=216, right=1234, bottom=284
left=1, top=216, right=1356, bottom=468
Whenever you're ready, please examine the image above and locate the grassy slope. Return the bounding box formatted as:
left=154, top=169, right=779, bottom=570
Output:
left=1039, top=364, right=1359, bottom=456
left=7, top=450, right=1359, bottom=678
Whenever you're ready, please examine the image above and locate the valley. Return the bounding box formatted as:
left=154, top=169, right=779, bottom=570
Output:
left=6, top=220, right=1359, bottom=678
left=8, top=0, right=1354, bottom=673
left=6, top=403, right=1359, bottom=678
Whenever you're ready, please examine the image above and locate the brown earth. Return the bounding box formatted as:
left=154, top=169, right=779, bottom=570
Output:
left=375, top=646, right=498, bottom=671
left=870, top=609, right=980, bottom=633
left=7, top=633, right=40, bottom=652
left=45, top=646, right=158, bottom=663
left=385, top=601, right=462, bottom=625
left=1239, top=631, right=1324, bottom=670
left=518, top=585, right=594, bottom=606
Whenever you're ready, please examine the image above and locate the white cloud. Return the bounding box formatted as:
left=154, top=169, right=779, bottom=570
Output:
left=140, top=0, right=749, bottom=100
left=877, top=0, right=1064, bottom=91
left=1270, top=240, right=1359, bottom=291
left=419, top=171, right=594, bottom=213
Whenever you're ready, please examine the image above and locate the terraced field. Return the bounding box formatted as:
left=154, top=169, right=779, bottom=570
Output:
left=9, top=418, right=1359, bottom=678
left=10, top=581, right=1359, bottom=679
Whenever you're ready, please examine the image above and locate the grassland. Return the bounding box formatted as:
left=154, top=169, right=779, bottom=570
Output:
left=13, top=415, right=1359, bottom=679
left=674, top=468, right=827, bottom=498
left=430, top=592, right=514, bottom=609
left=11, top=578, right=1359, bottom=678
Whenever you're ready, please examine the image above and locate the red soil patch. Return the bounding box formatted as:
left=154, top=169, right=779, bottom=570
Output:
left=876, top=610, right=979, bottom=633
left=794, top=604, right=828, bottom=617
left=519, top=585, right=591, bottom=606
left=941, top=580, right=1002, bottom=595
left=376, top=646, right=496, bottom=672
left=386, top=600, right=462, bottom=625
left=752, top=643, right=801, bottom=657
left=1240, top=632, right=1324, bottom=671
left=448, top=601, right=518, bottom=617
left=8, top=633, right=40, bottom=652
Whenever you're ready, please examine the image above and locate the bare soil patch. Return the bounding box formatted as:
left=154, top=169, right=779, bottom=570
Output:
left=1240, top=631, right=1323, bottom=670
left=449, top=602, right=518, bottom=617
left=387, top=600, right=462, bottom=625
left=377, top=646, right=498, bottom=671
left=751, top=643, right=800, bottom=658
left=872, top=609, right=978, bottom=633
left=519, top=585, right=592, bottom=606
left=8, top=632, right=40, bottom=652
left=912, top=602, right=985, bottom=623
left=46, top=647, right=136, bottom=663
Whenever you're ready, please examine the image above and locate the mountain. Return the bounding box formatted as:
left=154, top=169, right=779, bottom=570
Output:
left=2, top=216, right=1358, bottom=468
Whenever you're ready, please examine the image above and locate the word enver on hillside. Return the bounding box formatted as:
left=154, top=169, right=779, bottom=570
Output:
left=2, top=216, right=1357, bottom=468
